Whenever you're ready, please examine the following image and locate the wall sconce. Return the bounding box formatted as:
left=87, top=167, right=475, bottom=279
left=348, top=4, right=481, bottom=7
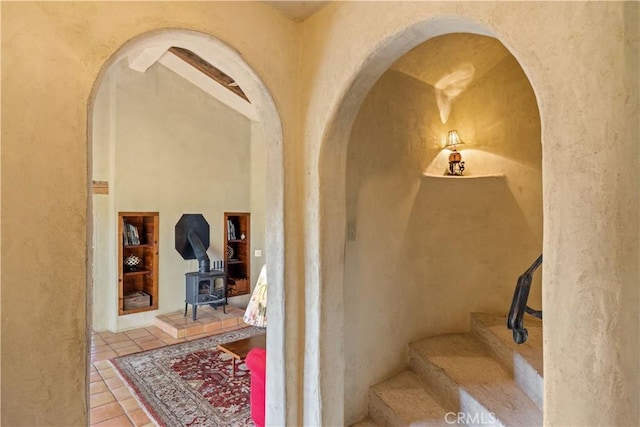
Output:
left=445, top=130, right=465, bottom=176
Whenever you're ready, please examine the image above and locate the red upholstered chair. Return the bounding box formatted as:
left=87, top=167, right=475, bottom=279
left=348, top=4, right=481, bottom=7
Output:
left=245, top=348, right=266, bottom=427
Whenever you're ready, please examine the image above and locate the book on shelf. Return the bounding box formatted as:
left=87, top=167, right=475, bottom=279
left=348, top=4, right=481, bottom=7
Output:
left=123, top=221, right=140, bottom=245
left=123, top=220, right=130, bottom=245
left=227, top=219, right=236, bottom=240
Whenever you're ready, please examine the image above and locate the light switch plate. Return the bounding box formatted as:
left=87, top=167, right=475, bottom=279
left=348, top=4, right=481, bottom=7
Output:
left=347, top=220, right=356, bottom=241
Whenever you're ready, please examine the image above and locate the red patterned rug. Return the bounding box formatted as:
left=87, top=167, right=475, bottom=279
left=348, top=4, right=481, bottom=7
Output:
left=111, top=326, right=265, bottom=427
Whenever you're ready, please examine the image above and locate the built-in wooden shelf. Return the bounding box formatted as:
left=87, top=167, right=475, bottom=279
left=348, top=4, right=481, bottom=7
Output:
left=422, top=173, right=506, bottom=179
left=124, top=244, right=154, bottom=249
left=118, top=212, right=159, bottom=315
left=422, top=172, right=505, bottom=179
left=224, top=212, right=250, bottom=297
left=123, top=270, right=152, bottom=276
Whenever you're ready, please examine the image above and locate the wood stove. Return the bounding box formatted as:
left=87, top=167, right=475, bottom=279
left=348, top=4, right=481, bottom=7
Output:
left=184, top=269, right=227, bottom=321
left=175, top=214, right=229, bottom=321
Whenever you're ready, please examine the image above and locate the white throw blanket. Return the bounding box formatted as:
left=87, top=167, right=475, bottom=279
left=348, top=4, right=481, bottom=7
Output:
left=243, top=264, right=267, bottom=327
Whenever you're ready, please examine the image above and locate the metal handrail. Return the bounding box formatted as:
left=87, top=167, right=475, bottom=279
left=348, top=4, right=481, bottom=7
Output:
left=507, top=254, right=542, bottom=344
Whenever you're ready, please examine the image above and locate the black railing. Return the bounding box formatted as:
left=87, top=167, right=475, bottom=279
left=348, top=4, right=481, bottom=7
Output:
left=507, top=254, right=542, bottom=344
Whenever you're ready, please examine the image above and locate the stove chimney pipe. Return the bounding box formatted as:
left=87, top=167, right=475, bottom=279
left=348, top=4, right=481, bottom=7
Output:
left=187, top=229, right=210, bottom=273
left=175, top=214, right=212, bottom=273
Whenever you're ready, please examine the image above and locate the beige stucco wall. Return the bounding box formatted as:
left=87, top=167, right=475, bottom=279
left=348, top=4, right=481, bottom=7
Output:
left=1, top=2, right=297, bottom=425
left=92, top=59, right=263, bottom=332
left=446, top=53, right=543, bottom=241
left=250, top=120, right=268, bottom=289
left=307, top=1, right=638, bottom=426
left=343, top=38, right=542, bottom=422
left=1, top=1, right=638, bottom=426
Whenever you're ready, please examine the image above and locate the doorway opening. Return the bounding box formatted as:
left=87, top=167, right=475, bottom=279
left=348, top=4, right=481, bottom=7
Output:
left=317, top=23, right=542, bottom=425
left=87, top=28, right=285, bottom=423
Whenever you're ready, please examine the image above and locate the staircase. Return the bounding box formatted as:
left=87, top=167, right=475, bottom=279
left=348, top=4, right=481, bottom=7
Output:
left=355, top=313, right=543, bottom=427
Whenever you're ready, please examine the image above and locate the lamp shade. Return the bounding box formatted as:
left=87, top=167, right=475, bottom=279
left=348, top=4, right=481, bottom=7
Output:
left=445, top=130, right=465, bottom=149
left=243, top=264, right=267, bottom=327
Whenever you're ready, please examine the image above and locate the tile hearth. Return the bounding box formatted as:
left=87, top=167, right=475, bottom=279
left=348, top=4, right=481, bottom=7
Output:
left=90, top=305, right=247, bottom=426
left=154, top=305, right=247, bottom=338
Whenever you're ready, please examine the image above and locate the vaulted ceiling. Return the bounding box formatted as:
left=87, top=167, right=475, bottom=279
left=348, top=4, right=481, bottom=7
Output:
left=124, top=2, right=333, bottom=120
left=391, top=33, right=511, bottom=88
left=127, top=44, right=258, bottom=120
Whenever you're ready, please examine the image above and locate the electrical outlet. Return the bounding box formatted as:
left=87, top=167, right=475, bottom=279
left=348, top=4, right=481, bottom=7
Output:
left=254, top=249, right=262, bottom=257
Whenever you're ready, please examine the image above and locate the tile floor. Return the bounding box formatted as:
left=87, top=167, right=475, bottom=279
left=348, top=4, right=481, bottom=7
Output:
left=90, top=306, right=246, bottom=426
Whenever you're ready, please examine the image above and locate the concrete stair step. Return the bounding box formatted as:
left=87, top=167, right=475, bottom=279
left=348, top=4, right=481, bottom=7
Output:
left=369, top=370, right=451, bottom=426
left=470, top=312, right=543, bottom=409
left=409, top=333, right=542, bottom=427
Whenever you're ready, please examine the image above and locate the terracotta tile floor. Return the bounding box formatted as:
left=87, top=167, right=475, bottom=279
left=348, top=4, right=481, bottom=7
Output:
left=90, top=306, right=246, bottom=426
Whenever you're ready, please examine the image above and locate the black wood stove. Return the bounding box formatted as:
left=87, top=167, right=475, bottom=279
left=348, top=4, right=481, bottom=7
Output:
left=175, top=214, right=228, bottom=321
left=184, top=269, right=226, bottom=321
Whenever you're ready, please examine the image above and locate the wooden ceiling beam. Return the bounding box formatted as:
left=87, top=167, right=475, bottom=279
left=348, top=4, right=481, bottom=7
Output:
left=169, top=47, right=250, bottom=103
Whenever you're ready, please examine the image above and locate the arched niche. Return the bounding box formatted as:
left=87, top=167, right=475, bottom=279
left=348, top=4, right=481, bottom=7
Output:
left=316, top=17, right=542, bottom=425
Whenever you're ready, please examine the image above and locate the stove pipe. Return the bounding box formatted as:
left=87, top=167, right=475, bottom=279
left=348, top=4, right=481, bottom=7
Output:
left=187, top=229, right=210, bottom=273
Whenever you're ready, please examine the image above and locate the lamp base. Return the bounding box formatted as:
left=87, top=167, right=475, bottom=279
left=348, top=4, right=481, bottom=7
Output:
left=446, top=150, right=465, bottom=176
left=447, top=160, right=465, bottom=176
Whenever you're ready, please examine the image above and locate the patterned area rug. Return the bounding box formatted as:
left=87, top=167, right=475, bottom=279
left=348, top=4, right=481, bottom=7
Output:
left=111, top=326, right=265, bottom=427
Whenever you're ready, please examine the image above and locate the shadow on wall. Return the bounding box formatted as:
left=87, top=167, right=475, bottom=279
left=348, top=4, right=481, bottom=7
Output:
left=424, top=149, right=543, bottom=241
left=399, top=174, right=541, bottom=339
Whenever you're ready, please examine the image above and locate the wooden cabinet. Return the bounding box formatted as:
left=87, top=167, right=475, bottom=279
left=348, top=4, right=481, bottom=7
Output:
left=224, top=212, right=250, bottom=297
left=118, top=212, right=159, bottom=315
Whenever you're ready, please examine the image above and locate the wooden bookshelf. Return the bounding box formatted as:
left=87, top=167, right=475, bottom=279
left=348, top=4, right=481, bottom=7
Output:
left=224, top=212, right=250, bottom=297
left=118, top=212, right=159, bottom=315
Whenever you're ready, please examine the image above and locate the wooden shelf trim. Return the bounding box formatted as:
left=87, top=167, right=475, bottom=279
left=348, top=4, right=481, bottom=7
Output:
left=123, top=270, right=152, bottom=276
left=119, top=305, right=154, bottom=316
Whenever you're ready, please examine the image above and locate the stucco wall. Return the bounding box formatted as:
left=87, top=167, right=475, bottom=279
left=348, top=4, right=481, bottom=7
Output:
left=307, top=2, right=638, bottom=425
left=0, top=1, right=638, bottom=426
left=445, top=48, right=543, bottom=305
left=343, top=41, right=542, bottom=421
left=446, top=53, right=543, bottom=244
left=250, top=121, right=268, bottom=290
left=1, top=2, right=296, bottom=425
left=344, top=70, right=442, bottom=422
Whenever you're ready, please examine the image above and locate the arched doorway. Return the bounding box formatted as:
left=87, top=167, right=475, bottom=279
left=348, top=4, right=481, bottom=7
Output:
left=316, top=19, right=542, bottom=425
left=87, top=28, right=286, bottom=422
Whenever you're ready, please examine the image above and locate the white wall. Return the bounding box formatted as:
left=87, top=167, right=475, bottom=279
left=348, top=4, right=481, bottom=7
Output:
left=343, top=36, right=541, bottom=423
left=93, top=59, right=265, bottom=331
